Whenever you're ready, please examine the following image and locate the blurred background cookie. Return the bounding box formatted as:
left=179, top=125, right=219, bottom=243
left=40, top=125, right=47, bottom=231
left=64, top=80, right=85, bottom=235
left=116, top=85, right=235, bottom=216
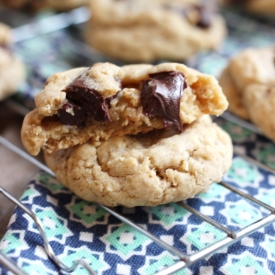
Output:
left=86, top=0, right=227, bottom=62
left=0, top=22, right=25, bottom=101
left=219, top=45, right=275, bottom=141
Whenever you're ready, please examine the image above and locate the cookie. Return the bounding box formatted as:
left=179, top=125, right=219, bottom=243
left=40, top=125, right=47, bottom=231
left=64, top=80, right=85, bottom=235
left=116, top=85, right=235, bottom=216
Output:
left=0, top=23, right=12, bottom=45
left=21, top=62, right=228, bottom=156
left=219, top=46, right=275, bottom=141
left=86, top=0, right=226, bottom=62
left=0, top=0, right=89, bottom=11
left=44, top=115, right=233, bottom=207
left=220, top=0, right=275, bottom=15
left=0, top=23, right=25, bottom=101
left=219, top=67, right=249, bottom=120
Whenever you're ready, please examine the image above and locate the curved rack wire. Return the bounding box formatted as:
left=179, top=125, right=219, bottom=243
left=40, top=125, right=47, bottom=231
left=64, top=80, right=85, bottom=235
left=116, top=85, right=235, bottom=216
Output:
left=1, top=135, right=275, bottom=275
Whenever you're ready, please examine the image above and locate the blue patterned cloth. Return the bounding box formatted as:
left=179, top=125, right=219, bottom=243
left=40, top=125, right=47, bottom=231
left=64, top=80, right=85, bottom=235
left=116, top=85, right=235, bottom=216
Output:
left=0, top=151, right=275, bottom=274
left=1, top=6, right=275, bottom=275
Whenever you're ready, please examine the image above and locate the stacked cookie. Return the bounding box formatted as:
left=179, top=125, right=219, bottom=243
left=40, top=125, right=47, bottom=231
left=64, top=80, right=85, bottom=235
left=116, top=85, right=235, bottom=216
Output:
left=86, top=0, right=227, bottom=62
left=219, top=46, right=275, bottom=142
left=21, top=62, right=233, bottom=207
left=0, top=23, right=25, bottom=101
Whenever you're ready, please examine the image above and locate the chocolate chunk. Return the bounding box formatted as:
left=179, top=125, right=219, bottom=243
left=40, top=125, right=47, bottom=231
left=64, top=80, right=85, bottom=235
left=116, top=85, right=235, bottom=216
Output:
left=164, top=4, right=211, bottom=29
left=58, top=102, right=86, bottom=126
left=192, top=5, right=211, bottom=29
left=141, top=71, right=186, bottom=132
left=57, top=69, right=119, bottom=126
left=183, top=5, right=212, bottom=29
left=66, top=76, right=111, bottom=122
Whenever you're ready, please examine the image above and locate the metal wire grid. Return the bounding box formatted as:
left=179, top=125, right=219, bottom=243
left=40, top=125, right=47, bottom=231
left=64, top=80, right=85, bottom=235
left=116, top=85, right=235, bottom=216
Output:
left=1, top=111, right=275, bottom=275
left=0, top=6, right=275, bottom=275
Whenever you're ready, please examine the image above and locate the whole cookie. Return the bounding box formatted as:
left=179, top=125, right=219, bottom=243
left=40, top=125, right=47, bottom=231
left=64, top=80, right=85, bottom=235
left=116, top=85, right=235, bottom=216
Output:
left=0, top=23, right=25, bottom=101
left=0, top=0, right=89, bottom=11
left=86, top=0, right=226, bottom=62
left=21, top=62, right=228, bottom=155
left=220, top=0, right=275, bottom=15
left=219, top=46, right=275, bottom=141
left=44, top=115, right=233, bottom=207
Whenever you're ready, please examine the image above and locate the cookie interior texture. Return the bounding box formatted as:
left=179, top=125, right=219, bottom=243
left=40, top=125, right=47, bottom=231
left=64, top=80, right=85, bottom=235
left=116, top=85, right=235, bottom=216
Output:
left=21, top=62, right=228, bottom=155
left=44, top=115, right=233, bottom=207
left=86, top=0, right=226, bottom=62
left=219, top=46, right=275, bottom=141
left=0, top=23, right=25, bottom=101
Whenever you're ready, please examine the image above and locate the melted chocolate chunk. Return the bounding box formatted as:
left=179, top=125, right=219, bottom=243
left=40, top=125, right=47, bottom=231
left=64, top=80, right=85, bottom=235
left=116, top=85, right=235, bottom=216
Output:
left=141, top=71, right=186, bottom=132
left=57, top=69, right=119, bottom=126
left=58, top=102, right=86, bottom=126
left=66, top=77, right=111, bottom=122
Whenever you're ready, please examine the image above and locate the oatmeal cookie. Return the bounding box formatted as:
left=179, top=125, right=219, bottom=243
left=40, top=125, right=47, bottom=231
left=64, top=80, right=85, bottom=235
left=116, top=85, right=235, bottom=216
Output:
left=44, top=115, right=233, bottom=207
left=0, top=23, right=25, bottom=101
left=219, top=46, right=275, bottom=141
left=21, top=62, right=228, bottom=155
left=86, top=0, right=226, bottom=62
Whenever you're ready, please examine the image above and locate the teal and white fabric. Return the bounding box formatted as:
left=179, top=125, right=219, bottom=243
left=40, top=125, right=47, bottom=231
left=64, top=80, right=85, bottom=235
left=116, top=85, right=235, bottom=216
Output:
left=0, top=148, right=275, bottom=274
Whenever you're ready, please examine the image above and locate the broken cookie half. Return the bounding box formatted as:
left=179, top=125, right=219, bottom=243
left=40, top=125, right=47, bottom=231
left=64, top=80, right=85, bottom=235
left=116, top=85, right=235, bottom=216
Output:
left=21, top=62, right=228, bottom=155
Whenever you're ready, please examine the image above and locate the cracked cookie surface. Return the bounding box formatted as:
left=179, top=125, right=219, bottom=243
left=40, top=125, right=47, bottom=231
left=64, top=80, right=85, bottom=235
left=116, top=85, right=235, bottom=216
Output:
left=44, top=115, right=233, bottom=207
left=0, top=23, right=25, bottom=101
left=86, top=0, right=226, bottom=62
left=21, top=62, right=228, bottom=155
left=219, top=46, right=275, bottom=141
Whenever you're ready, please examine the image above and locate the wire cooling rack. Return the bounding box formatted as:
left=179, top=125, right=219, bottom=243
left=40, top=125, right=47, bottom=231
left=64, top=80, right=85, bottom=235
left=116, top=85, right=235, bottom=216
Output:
left=1, top=115, right=275, bottom=274
left=1, top=129, right=275, bottom=275
left=1, top=5, right=275, bottom=275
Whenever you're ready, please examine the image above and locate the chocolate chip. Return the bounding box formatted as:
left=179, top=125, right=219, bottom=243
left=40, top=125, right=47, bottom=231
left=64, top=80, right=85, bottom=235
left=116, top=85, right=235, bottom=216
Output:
left=66, top=76, right=111, bottom=122
left=193, top=5, right=211, bottom=28
left=57, top=69, right=119, bottom=126
left=185, top=5, right=212, bottom=29
left=57, top=102, right=86, bottom=126
left=141, top=71, right=186, bottom=132
left=163, top=4, right=212, bottom=29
